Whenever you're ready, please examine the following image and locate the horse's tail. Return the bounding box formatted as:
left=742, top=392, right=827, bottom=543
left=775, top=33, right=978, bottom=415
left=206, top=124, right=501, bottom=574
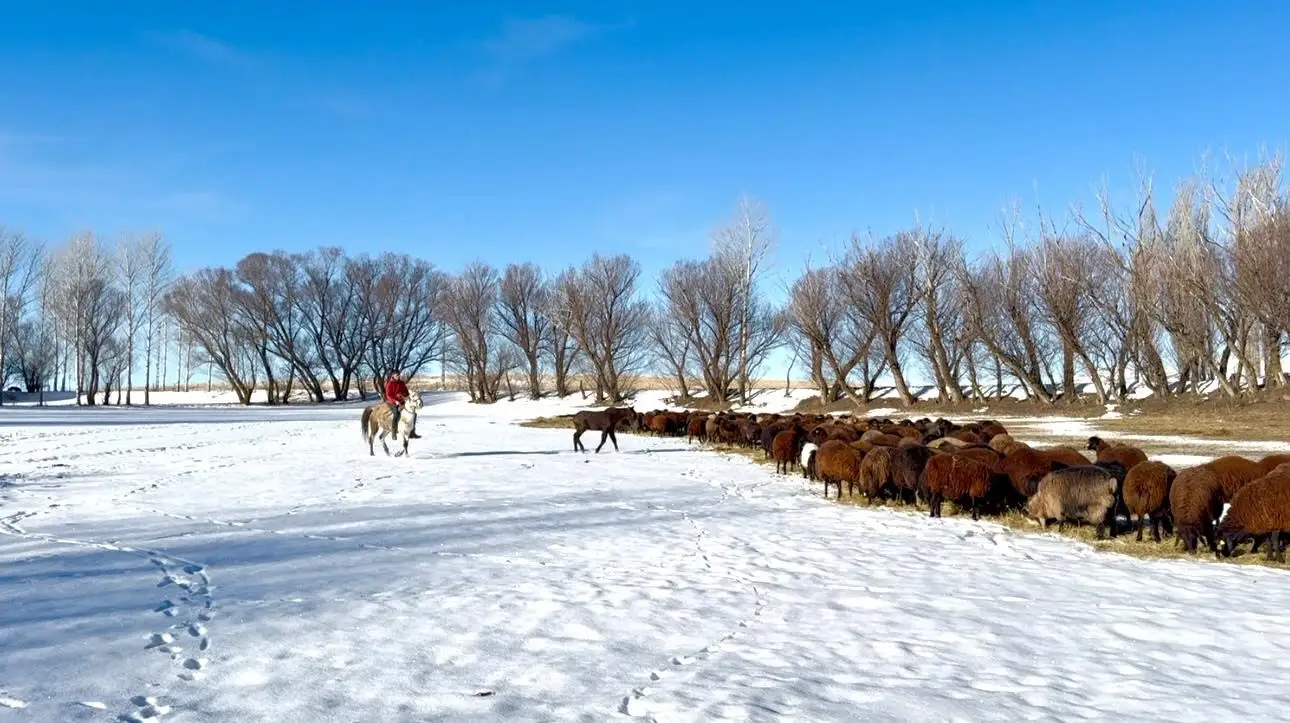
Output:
left=360, top=407, right=372, bottom=441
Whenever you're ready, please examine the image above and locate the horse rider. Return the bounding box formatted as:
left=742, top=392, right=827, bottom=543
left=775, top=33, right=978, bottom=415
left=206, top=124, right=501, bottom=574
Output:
left=383, top=370, right=421, bottom=439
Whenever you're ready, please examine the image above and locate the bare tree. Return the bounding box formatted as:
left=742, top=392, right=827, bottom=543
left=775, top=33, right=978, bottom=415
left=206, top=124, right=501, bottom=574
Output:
left=165, top=268, right=259, bottom=404
left=355, top=253, right=449, bottom=387
left=50, top=232, right=116, bottom=405
left=115, top=234, right=150, bottom=404
left=1033, top=232, right=1109, bottom=403
left=541, top=269, right=581, bottom=398
left=911, top=228, right=966, bottom=403
left=657, top=258, right=738, bottom=401
left=548, top=254, right=650, bottom=403
left=0, top=227, right=44, bottom=402
left=840, top=231, right=923, bottom=406
left=139, top=234, right=172, bottom=405
left=646, top=303, right=693, bottom=398
left=443, top=261, right=514, bottom=403
left=711, top=194, right=776, bottom=404
left=497, top=262, right=549, bottom=399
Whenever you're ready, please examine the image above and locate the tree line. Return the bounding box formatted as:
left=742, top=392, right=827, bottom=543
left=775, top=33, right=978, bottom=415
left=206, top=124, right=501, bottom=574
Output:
left=3, top=154, right=1289, bottom=408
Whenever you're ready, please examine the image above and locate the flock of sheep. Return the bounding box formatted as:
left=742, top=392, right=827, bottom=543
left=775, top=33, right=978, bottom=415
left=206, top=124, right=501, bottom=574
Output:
left=635, top=409, right=1290, bottom=562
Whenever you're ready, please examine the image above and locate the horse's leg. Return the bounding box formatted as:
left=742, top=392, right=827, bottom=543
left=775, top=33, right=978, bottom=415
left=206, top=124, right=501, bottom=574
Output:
left=608, top=428, right=619, bottom=451
left=573, top=426, right=584, bottom=452
left=596, top=428, right=609, bottom=453
left=368, top=424, right=375, bottom=456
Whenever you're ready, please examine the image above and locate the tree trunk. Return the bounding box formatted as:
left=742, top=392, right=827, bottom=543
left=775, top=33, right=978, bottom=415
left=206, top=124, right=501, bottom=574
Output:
left=1266, top=327, right=1284, bottom=388
left=1061, top=342, right=1077, bottom=403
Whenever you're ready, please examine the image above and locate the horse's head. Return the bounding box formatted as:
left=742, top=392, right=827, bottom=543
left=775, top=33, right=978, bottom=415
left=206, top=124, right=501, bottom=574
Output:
left=406, top=392, right=424, bottom=412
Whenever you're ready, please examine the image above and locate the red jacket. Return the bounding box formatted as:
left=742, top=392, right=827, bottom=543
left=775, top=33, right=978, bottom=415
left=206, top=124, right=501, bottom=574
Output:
left=384, top=377, right=409, bottom=405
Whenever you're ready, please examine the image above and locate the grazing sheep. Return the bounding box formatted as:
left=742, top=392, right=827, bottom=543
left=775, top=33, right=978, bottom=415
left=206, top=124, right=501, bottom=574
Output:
left=815, top=440, right=862, bottom=500
left=956, top=446, right=1003, bottom=467
left=687, top=415, right=708, bottom=444
left=1026, top=465, right=1118, bottom=538
left=923, top=452, right=994, bottom=520
left=1257, top=453, right=1290, bottom=477
left=771, top=428, right=805, bottom=475
left=860, top=429, right=903, bottom=447
left=1217, top=470, right=1290, bottom=561
left=800, top=442, right=819, bottom=480
left=978, top=422, right=1009, bottom=440
left=1043, top=446, right=1090, bottom=467
left=890, top=445, right=934, bottom=505
left=1000, top=445, right=1058, bottom=498
left=897, top=435, right=923, bottom=450
left=1170, top=467, right=1225, bottom=554
left=988, top=434, right=1017, bottom=454
left=858, top=446, right=895, bottom=501
left=1123, top=461, right=1177, bottom=542
left=1086, top=436, right=1148, bottom=472
left=1201, top=455, right=1264, bottom=502
left=928, top=437, right=971, bottom=452
left=951, top=431, right=985, bottom=446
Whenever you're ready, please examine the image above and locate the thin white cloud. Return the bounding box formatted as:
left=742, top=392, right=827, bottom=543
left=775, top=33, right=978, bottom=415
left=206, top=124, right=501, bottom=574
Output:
left=143, top=30, right=256, bottom=69
left=481, top=15, right=598, bottom=63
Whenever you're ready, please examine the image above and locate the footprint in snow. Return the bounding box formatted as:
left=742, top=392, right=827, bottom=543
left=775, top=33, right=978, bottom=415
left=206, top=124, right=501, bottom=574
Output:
left=145, top=632, right=175, bottom=649
left=0, top=696, right=27, bottom=709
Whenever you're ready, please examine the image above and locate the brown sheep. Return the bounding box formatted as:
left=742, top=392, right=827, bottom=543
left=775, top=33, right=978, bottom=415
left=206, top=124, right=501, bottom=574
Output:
left=1170, top=467, right=1225, bottom=554
left=858, top=446, right=895, bottom=501
left=978, top=422, right=1009, bottom=439
left=1122, top=461, right=1177, bottom=542
left=927, top=437, right=970, bottom=452
left=847, top=439, right=876, bottom=456
left=1086, top=436, right=1148, bottom=471
left=1201, top=455, right=1263, bottom=502
left=1026, top=465, right=1119, bottom=538
left=897, top=435, right=923, bottom=450
left=1000, top=445, right=1060, bottom=498
left=1043, top=447, right=1090, bottom=467
left=687, top=415, right=708, bottom=444
left=815, top=440, right=861, bottom=500
left=1217, top=469, right=1290, bottom=561
left=771, top=428, right=804, bottom=475
left=890, top=445, right=934, bottom=505
left=860, top=429, right=903, bottom=447
left=923, top=453, right=994, bottom=520
left=951, top=431, right=985, bottom=446
left=988, top=433, right=1016, bottom=454
left=955, top=446, right=1003, bottom=467
left=1257, top=453, right=1290, bottom=477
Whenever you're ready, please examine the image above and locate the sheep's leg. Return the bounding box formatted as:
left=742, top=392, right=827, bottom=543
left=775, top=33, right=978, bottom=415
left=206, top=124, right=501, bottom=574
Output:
left=1269, top=531, right=1281, bottom=562
left=1135, top=515, right=1145, bottom=542
left=1095, top=520, right=1106, bottom=540
left=971, top=498, right=980, bottom=521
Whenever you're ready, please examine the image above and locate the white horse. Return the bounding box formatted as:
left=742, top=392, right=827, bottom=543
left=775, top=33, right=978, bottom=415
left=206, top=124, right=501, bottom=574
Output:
left=360, top=392, right=424, bottom=457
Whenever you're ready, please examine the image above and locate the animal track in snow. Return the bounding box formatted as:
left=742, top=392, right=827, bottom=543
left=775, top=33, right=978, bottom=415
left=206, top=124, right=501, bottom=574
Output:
left=0, top=695, right=27, bottom=709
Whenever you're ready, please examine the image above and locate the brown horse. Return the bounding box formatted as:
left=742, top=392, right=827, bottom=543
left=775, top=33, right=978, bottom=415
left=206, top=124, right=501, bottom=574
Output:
left=360, top=392, right=424, bottom=457
left=572, top=406, right=639, bottom=453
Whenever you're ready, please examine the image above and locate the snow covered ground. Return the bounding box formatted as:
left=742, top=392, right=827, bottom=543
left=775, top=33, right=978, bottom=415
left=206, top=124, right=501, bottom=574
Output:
left=3, top=394, right=1290, bottom=722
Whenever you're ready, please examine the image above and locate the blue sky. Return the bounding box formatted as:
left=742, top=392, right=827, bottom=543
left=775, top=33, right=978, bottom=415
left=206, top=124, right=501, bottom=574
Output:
left=2, top=1, right=1288, bottom=308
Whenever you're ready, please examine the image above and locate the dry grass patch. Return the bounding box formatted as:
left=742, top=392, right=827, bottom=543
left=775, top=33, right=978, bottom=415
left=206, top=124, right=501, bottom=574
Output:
left=518, top=416, right=574, bottom=430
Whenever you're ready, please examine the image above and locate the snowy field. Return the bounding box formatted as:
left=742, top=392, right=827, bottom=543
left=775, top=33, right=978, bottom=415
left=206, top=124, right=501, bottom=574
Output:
left=4, top=394, right=1290, bottom=721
